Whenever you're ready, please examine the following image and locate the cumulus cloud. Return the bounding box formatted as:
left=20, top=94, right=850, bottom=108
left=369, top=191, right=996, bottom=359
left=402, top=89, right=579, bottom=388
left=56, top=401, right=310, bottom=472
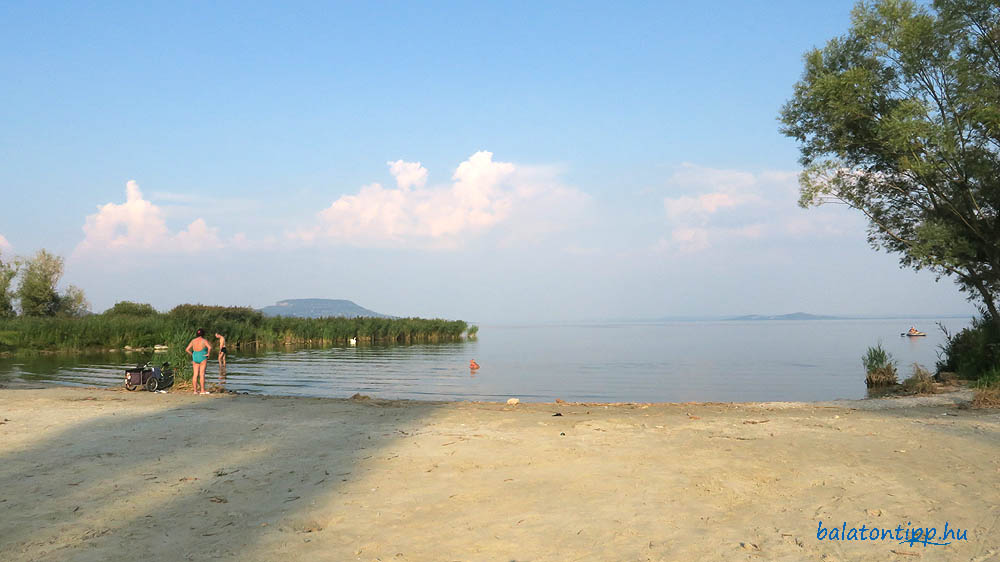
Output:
left=0, top=234, right=11, bottom=256
left=658, top=164, right=844, bottom=254
left=74, top=181, right=224, bottom=255
left=294, top=151, right=589, bottom=249
left=387, top=160, right=428, bottom=190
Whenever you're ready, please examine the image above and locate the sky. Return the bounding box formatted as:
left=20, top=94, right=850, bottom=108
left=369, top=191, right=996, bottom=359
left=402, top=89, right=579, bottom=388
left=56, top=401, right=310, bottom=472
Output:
left=0, top=1, right=978, bottom=322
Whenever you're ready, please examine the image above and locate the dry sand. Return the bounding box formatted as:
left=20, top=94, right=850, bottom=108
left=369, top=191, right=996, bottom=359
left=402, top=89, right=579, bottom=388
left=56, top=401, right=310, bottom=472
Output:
left=0, top=387, right=998, bottom=561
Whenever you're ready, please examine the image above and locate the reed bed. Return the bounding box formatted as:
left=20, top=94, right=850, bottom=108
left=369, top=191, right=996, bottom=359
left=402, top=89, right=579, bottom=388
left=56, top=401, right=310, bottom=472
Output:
left=862, top=343, right=898, bottom=387
left=0, top=304, right=473, bottom=355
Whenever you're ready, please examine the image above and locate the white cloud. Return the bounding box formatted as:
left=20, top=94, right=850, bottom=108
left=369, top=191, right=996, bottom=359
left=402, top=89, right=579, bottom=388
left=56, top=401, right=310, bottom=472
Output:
left=387, top=160, right=428, bottom=190
left=173, top=218, right=224, bottom=249
left=0, top=234, right=11, bottom=257
left=74, top=181, right=225, bottom=255
left=658, top=164, right=842, bottom=254
left=294, top=151, right=589, bottom=249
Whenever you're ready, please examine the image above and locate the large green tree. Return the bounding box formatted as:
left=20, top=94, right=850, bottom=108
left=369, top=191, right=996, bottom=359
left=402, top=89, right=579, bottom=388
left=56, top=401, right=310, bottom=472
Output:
left=780, top=0, right=1000, bottom=325
left=16, top=250, right=77, bottom=317
left=57, top=285, right=90, bottom=317
left=0, top=257, right=17, bottom=318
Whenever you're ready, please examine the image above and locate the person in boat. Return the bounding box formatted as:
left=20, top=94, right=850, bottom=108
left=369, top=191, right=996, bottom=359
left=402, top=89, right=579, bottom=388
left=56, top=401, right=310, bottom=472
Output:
left=185, top=329, right=212, bottom=395
left=469, top=359, right=480, bottom=370
left=908, top=326, right=920, bottom=335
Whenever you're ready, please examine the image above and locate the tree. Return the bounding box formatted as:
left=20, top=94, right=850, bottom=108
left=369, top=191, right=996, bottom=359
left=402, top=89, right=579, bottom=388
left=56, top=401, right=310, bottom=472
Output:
left=0, top=257, right=17, bottom=317
left=57, top=285, right=90, bottom=317
left=780, top=0, right=1000, bottom=327
left=104, top=301, right=158, bottom=316
left=15, top=250, right=77, bottom=317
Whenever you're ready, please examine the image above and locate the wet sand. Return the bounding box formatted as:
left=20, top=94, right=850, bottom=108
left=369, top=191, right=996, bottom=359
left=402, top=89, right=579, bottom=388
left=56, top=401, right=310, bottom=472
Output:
left=0, top=387, right=998, bottom=561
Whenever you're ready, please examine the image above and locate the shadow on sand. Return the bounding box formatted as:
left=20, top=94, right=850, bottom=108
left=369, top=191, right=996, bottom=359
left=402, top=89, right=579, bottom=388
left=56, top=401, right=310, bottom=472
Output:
left=0, top=388, right=441, bottom=561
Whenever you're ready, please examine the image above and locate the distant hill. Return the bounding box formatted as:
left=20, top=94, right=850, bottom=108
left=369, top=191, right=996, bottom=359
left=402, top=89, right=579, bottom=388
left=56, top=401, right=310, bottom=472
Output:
left=727, top=312, right=840, bottom=321
left=259, top=299, right=391, bottom=319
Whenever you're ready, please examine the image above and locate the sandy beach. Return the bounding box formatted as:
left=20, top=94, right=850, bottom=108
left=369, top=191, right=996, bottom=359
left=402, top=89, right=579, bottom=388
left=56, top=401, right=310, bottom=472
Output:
left=0, top=387, right=997, bottom=561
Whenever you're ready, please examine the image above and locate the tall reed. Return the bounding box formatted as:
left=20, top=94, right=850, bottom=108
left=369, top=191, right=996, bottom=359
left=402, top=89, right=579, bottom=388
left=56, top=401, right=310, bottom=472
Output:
left=0, top=304, right=475, bottom=354
left=862, top=343, right=898, bottom=387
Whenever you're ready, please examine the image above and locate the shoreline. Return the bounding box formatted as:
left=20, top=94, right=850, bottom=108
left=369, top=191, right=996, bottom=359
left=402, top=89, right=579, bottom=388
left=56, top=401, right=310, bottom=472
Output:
left=0, top=375, right=979, bottom=409
left=1, top=386, right=998, bottom=561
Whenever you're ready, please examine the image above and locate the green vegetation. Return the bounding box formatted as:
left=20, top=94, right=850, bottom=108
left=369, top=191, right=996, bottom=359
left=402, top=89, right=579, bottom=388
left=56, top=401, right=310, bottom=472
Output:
left=780, top=0, right=1000, bottom=327
left=782, top=0, right=1000, bottom=402
left=937, top=315, right=999, bottom=382
left=971, top=368, right=1000, bottom=408
left=934, top=317, right=1000, bottom=406
left=971, top=367, right=1000, bottom=389
left=862, top=343, right=898, bottom=387
left=937, top=313, right=999, bottom=408
left=0, top=256, right=16, bottom=318
left=104, top=301, right=158, bottom=317
left=0, top=249, right=476, bottom=365
left=2, top=249, right=90, bottom=318
left=0, top=303, right=475, bottom=357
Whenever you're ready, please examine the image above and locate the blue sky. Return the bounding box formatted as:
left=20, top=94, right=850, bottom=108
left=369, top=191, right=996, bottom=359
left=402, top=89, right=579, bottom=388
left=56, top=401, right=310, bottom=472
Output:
left=0, top=1, right=976, bottom=321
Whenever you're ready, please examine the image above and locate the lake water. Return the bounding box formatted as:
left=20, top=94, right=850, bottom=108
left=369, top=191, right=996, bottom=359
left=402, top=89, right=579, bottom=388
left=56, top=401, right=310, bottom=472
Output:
left=0, top=318, right=972, bottom=402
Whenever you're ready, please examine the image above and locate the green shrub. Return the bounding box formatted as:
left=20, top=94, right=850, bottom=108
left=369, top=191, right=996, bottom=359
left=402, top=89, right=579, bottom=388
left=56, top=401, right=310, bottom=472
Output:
left=972, top=366, right=1000, bottom=389
left=936, top=315, right=999, bottom=381
left=863, top=343, right=897, bottom=387
left=103, top=301, right=158, bottom=316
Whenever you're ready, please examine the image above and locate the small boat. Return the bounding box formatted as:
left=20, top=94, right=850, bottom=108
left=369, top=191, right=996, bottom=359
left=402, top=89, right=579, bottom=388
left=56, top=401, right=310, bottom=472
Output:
left=901, top=331, right=927, bottom=337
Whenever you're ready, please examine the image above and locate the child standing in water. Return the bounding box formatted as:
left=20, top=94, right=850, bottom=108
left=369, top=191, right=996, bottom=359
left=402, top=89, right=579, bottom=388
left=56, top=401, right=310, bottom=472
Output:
left=186, top=329, right=212, bottom=395
left=215, top=333, right=227, bottom=368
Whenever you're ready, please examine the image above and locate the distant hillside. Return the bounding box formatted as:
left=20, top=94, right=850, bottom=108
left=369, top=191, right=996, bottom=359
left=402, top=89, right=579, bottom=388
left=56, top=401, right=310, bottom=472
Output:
left=259, top=299, right=391, bottom=319
left=727, top=312, right=840, bottom=321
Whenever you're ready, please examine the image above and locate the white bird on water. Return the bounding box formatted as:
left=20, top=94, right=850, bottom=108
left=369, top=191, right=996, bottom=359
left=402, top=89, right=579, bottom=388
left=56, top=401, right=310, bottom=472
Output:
left=349, top=337, right=357, bottom=346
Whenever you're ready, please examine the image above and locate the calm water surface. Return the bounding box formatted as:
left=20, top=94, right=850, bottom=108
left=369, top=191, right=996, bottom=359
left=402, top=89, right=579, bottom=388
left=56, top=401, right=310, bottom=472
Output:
left=0, top=318, right=972, bottom=402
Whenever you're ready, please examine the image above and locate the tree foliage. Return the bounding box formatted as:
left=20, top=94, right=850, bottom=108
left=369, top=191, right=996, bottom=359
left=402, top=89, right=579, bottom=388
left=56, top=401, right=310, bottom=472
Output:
left=58, top=285, right=90, bottom=317
left=780, top=0, right=1000, bottom=325
left=0, top=257, right=17, bottom=318
left=103, top=301, right=158, bottom=316
left=16, top=250, right=65, bottom=317
left=13, top=249, right=90, bottom=317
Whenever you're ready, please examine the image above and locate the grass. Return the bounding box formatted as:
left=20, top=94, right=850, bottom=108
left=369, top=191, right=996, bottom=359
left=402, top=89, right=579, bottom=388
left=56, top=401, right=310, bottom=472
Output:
left=971, top=368, right=1000, bottom=408
left=862, top=343, right=898, bottom=387
left=972, top=386, right=1000, bottom=408
left=0, top=303, right=477, bottom=357
left=900, top=363, right=936, bottom=395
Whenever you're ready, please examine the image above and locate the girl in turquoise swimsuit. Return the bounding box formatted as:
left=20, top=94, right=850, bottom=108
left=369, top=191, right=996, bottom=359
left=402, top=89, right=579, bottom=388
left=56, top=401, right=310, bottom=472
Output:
left=185, top=329, right=212, bottom=395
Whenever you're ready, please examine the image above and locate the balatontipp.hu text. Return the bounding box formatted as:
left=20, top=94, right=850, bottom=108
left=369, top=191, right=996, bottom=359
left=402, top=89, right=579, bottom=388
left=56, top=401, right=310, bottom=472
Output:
left=816, top=521, right=969, bottom=547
